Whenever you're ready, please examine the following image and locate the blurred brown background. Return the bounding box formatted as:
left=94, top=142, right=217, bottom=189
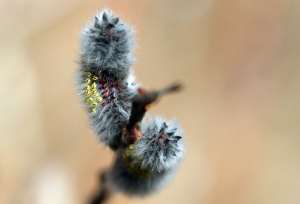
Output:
left=1, top=0, right=300, bottom=203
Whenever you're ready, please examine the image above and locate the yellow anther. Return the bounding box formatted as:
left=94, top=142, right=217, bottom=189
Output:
left=129, top=145, right=133, bottom=150
left=93, top=76, right=98, bottom=80
left=92, top=108, right=96, bottom=113
left=96, top=97, right=103, bottom=102
left=92, top=102, right=98, bottom=106
left=92, top=89, right=97, bottom=94
left=85, top=78, right=91, bottom=83
left=84, top=85, right=91, bottom=90
left=85, top=90, right=92, bottom=96
left=87, top=72, right=92, bottom=77
left=86, top=97, right=93, bottom=105
left=92, top=82, right=97, bottom=88
left=95, top=93, right=99, bottom=97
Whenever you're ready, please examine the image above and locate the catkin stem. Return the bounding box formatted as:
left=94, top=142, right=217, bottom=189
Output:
left=89, top=171, right=112, bottom=204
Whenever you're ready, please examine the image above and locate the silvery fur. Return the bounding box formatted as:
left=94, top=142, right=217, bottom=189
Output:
left=76, top=9, right=138, bottom=145
left=107, top=117, right=185, bottom=196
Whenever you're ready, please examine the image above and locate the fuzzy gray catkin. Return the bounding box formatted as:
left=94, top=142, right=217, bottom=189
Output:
left=76, top=9, right=185, bottom=197
left=76, top=9, right=139, bottom=146
left=108, top=117, right=185, bottom=196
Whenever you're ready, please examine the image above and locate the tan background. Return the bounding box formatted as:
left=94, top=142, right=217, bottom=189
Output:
left=1, top=0, right=300, bottom=203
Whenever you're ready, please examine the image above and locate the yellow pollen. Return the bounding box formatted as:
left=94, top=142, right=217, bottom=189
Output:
left=96, top=97, right=103, bottom=102
left=84, top=85, right=91, bottom=90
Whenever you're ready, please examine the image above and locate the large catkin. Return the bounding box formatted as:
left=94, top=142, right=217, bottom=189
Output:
left=76, top=9, right=139, bottom=146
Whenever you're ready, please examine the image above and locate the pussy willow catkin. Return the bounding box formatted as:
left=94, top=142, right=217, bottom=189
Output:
left=108, top=117, right=185, bottom=196
left=76, top=8, right=185, bottom=197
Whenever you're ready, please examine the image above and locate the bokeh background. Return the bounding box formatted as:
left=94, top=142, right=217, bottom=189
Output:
left=1, top=0, right=300, bottom=203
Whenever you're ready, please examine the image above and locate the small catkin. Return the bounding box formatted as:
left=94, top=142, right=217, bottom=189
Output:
left=107, top=117, right=185, bottom=196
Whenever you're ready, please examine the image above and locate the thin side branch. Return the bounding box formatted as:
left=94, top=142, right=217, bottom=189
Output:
left=124, top=82, right=182, bottom=144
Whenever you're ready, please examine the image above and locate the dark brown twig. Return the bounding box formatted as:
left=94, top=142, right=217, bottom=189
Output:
left=88, top=171, right=111, bottom=204
left=123, top=82, right=182, bottom=144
